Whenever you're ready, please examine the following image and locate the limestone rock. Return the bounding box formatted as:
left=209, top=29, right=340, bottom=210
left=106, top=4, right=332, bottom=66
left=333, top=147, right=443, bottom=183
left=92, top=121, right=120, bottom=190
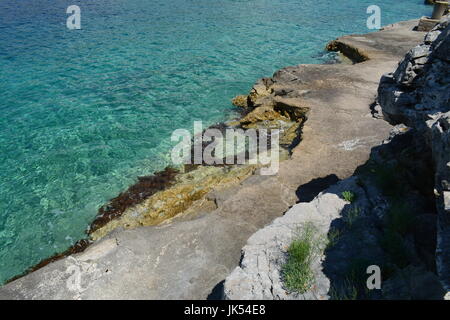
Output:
left=239, top=106, right=289, bottom=126
left=378, top=16, right=450, bottom=291
left=382, top=265, right=445, bottom=300
left=248, top=78, right=273, bottom=108
left=224, top=178, right=357, bottom=300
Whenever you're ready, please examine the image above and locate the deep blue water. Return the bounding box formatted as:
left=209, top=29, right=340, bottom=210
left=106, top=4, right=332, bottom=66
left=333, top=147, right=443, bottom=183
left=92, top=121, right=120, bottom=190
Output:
left=0, top=0, right=429, bottom=283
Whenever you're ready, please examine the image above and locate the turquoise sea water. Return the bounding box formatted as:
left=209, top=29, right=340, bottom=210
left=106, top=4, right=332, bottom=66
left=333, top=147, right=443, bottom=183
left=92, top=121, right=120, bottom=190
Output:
left=0, top=0, right=429, bottom=283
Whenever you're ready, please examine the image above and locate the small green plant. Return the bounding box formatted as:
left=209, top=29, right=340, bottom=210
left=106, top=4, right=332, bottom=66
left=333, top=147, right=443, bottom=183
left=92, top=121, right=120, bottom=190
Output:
left=326, top=228, right=342, bottom=250
left=344, top=206, right=361, bottom=228
left=329, top=279, right=359, bottom=300
left=331, top=258, right=373, bottom=300
left=341, top=191, right=356, bottom=203
left=282, top=224, right=318, bottom=293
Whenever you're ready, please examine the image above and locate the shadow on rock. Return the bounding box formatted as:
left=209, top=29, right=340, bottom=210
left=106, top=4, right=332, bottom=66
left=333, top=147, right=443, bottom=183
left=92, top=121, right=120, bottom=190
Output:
left=296, top=174, right=340, bottom=203
left=322, top=130, right=445, bottom=300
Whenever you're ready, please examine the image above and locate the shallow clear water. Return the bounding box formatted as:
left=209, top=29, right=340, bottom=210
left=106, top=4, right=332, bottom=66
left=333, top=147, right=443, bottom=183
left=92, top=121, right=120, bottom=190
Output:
left=0, top=0, right=429, bottom=282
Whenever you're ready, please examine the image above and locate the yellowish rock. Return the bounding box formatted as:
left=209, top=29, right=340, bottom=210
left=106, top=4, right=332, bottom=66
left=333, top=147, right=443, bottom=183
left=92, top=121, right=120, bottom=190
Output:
left=90, top=165, right=257, bottom=240
left=232, top=95, right=248, bottom=108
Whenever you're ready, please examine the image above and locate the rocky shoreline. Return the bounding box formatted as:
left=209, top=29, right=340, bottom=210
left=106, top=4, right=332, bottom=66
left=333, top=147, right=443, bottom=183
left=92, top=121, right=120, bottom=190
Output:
left=225, top=16, right=450, bottom=300
left=0, top=18, right=445, bottom=299
left=3, top=68, right=306, bottom=283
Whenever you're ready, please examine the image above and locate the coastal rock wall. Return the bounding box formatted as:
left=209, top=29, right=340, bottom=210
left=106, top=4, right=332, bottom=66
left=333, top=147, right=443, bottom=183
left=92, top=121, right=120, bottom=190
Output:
left=378, top=15, right=450, bottom=290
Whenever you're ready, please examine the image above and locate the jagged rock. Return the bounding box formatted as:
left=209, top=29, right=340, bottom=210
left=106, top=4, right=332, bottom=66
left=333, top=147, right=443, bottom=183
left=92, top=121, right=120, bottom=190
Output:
left=239, top=105, right=290, bottom=127
left=382, top=265, right=445, bottom=300
left=248, top=78, right=274, bottom=108
left=231, top=95, right=248, bottom=108
left=378, top=15, right=450, bottom=291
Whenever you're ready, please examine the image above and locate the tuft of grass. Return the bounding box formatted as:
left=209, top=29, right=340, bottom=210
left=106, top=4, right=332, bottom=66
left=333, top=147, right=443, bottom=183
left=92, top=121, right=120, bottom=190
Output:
left=326, top=228, right=342, bottom=250
left=344, top=206, right=361, bottom=228
left=330, top=258, right=372, bottom=300
left=329, top=278, right=359, bottom=300
left=282, top=224, right=318, bottom=294
left=341, top=190, right=356, bottom=203
left=329, top=269, right=368, bottom=299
